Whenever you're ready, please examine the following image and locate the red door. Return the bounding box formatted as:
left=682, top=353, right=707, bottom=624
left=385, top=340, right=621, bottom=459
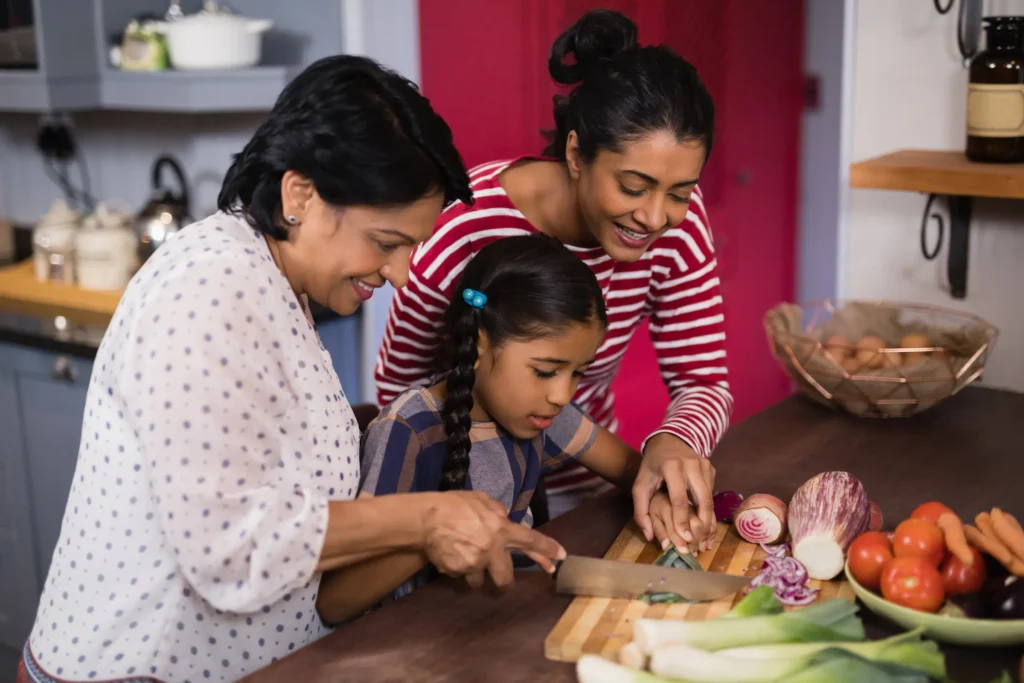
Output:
left=418, top=1, right=802, bottom=448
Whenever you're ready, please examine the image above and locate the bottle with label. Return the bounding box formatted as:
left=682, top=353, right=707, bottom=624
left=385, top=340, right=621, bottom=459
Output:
left=967, top=16, right=1024, bottom=163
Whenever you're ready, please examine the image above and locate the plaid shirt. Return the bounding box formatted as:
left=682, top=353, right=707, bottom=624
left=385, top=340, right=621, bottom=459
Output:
left=358, top=379, right=598, bottom=600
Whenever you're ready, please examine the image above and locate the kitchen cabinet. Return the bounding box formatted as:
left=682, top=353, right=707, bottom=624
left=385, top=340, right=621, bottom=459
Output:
left=0, top=0, right=346, bottom=113
left=0, top=363, right=41, bottom=651
left=0, top=342, right=92, bottom=650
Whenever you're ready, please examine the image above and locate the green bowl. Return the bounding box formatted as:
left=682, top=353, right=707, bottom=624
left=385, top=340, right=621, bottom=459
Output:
left=844, top=561, right=1024, bottom=646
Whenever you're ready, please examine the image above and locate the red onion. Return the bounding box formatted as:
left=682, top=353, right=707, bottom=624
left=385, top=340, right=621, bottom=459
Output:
left=734, top=494, right=788, bottom=544
left=713, top=490, right=744, bottom=523
left=746, top=553, right=819, bottom=606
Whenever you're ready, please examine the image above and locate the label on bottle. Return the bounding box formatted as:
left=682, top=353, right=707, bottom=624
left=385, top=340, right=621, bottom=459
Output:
left=967, top=83, right=1024, bottom=137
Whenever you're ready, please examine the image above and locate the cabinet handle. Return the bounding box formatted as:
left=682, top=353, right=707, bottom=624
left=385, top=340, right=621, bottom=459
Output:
left=52, top=356, right=78, bottom=383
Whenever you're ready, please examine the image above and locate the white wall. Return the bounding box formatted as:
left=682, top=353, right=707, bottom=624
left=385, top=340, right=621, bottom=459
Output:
left=797, top=0, right=851, bottom=303
left=847, top=0, right=1024, bottom=392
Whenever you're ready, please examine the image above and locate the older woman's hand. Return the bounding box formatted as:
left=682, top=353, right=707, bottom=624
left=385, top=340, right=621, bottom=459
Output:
left=422, top=490, right=567, bottom=589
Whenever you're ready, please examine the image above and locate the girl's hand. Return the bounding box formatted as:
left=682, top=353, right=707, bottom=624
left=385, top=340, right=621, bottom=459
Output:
left=420, top=490, right=567, bottom=589
left=649, top=491, right=704, bottom=556
left=633, top=434, right=717, bottom=552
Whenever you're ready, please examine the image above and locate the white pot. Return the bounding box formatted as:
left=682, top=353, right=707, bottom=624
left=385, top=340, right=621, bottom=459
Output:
left=155, top=14, right=273, bottom=70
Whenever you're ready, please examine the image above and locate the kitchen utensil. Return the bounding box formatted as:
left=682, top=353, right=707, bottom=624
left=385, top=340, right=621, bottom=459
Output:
left=544, top=521, right=855, bottom=662
left=553, top=555, right=750, bottom=602
left=135, top=154, right=190, bottom=263
left=845, top=561, right=1024, bottom=646
left=764, top=299, right=998, bottom=418
left=32, top=199, right=80, bottom=284
left=151, top=1, right=273, bottom=70
left=76, top=201, right=137, bottom=291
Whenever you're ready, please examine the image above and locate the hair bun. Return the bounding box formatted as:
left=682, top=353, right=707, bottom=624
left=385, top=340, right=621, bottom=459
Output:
left=548, top=9, right=639, bottom=86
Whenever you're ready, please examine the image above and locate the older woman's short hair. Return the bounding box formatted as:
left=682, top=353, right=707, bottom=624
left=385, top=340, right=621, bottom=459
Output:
left=218, top=54, right=473, bottom=239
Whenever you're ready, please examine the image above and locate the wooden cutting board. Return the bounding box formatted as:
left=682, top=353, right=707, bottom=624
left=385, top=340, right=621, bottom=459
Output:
left=543, top=520, right=857, bottom=662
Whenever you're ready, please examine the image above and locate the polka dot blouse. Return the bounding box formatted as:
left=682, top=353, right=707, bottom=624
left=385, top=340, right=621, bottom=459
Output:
left=24, top=211, right=361, bottom=682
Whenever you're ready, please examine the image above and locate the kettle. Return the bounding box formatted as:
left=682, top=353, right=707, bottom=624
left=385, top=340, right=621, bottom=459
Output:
left=135, top=154, right=191, bottom=262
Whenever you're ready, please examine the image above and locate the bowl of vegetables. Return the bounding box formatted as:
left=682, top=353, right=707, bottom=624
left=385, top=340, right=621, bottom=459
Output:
left=763, top=299, right=998, bottom=418
left=844, top=501, right=1024, bottom=646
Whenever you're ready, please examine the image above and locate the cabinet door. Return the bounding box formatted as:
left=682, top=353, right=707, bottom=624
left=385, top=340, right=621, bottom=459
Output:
left=14, top=349, right=93, bottom=586
left=0, top=361, right=40, bottom=650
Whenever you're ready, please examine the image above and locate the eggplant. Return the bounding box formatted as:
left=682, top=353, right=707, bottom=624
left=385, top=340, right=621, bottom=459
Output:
left=982, top=575, right=1024, bottom=620
left=941, top=593, right=986, bottom=619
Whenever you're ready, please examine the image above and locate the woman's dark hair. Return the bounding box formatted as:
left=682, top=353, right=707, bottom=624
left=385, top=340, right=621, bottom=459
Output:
left=438, top=234, right=608, bottom=491
left=218, top=54, right=472, bottom=239
left=542, top=9, right=714, bottom=164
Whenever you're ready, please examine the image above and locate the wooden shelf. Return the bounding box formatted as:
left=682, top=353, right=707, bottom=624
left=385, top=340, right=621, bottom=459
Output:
left=99, top=67, right=299, bottom=113
left=0, top=260, right=121, bottom=326
left=850, top=149, right=1024, bottom=200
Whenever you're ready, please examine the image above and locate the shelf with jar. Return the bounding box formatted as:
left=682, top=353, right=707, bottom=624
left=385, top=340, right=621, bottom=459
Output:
left=0, top=0, right=344, bottom=114
left=848, top=14, right=1024, bottom=300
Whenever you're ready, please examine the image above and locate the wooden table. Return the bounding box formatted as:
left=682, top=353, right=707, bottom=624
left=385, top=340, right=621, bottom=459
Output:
left=242, top=386, right=1024, bottom=683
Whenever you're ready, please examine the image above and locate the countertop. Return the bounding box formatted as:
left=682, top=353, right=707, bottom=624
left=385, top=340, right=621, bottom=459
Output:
left=241, top=385, right=1024, bottom=683
left=0, top=258, right=347, bottom=359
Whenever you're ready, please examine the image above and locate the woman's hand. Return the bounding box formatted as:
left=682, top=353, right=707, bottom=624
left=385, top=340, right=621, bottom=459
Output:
left=632, top=434, right=716, bottom=552
left=648, top=491, right=703, bottom=556
left=421, top=490, right=567, bottom=589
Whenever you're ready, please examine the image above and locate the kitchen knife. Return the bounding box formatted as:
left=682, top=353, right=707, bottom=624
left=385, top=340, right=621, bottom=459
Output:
left=552, top=555, right=751, bottom=601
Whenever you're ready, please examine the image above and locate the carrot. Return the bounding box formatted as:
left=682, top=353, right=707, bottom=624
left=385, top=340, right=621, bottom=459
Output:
left=991, top=508, right=1024, bottom=563
left=976, top=511, right=998, bottom=540
left=999, top=508, right=1023, bottom=534
left=964, top=523, right=1014, bottom=566
left=936, top=512, right=973, bottom=565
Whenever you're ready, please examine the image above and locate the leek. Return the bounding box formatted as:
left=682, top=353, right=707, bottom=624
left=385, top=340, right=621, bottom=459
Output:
left=580, top=648, right=937, bottom=683
left=649, top=642, right=807, bottom=681
left=633, top=598, right=864, bottom=654
left=717, top=627, right=945, bottom=680
left=721, top=585, right=784, bottom=618
left=576, top=655, right=663, bottom=683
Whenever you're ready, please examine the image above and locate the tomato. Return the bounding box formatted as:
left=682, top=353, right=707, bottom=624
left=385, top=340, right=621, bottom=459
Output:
left=911, top=501, right=954, bottom=526
left=941, top=546, right=988, bottom=596
left=847, top=531, right=894, bottom=591
left=893, top=518, right=946, bottom=567
left=881, top=556, right=946, bottom=612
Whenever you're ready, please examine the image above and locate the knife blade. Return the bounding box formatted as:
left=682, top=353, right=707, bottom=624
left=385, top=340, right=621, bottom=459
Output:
left=552, top=555, right=751, bottom=601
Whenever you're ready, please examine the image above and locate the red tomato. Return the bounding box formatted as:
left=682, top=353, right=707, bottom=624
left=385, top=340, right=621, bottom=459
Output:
left=940, top=546, right=988, bottom=596
left=847, top=531, right=894, bottom=591
left=911, top=501, right=954, bottom=526
left=893, top=518, right=946, bottom=567
left=881, top=556, right=946, bottom=613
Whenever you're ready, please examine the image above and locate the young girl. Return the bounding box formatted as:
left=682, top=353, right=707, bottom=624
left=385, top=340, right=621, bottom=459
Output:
left=314, top=234, right=701, bottom=624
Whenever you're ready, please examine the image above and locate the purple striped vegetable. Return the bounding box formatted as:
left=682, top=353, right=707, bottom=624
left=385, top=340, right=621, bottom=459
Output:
left=787, top=471, right=871, bottom=581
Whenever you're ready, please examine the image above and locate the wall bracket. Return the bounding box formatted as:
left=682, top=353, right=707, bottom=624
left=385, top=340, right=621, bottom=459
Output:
left=920, top=193, right=972, bottom=299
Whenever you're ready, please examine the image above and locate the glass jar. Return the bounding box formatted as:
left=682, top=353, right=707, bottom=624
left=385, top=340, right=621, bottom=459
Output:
left=966, top=16, right=1024, bottom=163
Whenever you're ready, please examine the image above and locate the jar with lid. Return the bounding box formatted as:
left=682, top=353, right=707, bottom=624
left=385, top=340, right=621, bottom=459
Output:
left=75, top=201, right=138, bottom=291
left=966, top=16, right=1024, bottom=163
left=32, top=199, right=80, bottom=284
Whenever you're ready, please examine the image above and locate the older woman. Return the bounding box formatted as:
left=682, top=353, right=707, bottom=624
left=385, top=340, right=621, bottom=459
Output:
left=18, top=55, right=565, bottom=683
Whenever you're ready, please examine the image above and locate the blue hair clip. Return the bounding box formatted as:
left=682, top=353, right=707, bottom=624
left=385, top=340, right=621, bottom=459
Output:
left=462, top=288, right=487, bottom=309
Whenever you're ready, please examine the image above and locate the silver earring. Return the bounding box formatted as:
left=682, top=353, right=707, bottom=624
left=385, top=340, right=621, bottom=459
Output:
left=286, top=215, right=297, bottom=224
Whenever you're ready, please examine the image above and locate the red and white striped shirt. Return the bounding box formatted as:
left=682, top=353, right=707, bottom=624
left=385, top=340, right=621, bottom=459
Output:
left=374, top=157, right=734, bottom=495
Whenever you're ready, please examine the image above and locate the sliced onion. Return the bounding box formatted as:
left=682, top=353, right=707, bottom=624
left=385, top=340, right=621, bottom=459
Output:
left=746, top=553, right=817, bottom=606
left=760, top=542, right=789, bottom=557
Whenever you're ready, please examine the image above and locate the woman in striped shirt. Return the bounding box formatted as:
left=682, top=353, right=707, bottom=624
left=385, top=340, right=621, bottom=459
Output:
left=374, top=8, right=731, bottom=550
